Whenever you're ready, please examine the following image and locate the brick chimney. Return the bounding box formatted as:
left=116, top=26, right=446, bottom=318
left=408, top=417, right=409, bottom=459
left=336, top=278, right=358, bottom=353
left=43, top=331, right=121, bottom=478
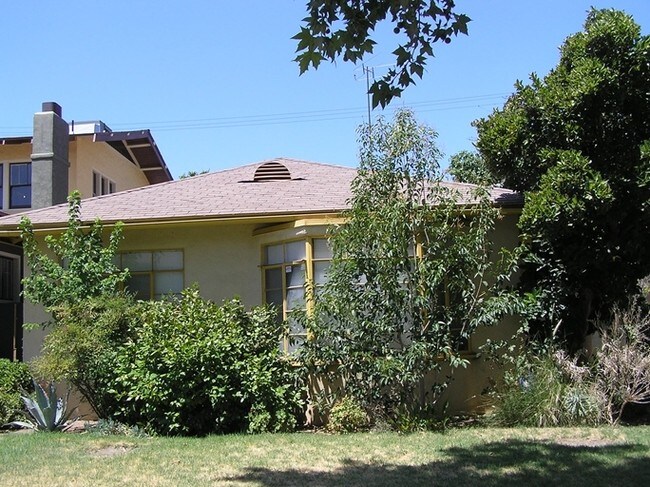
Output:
left=30, top=102, right=69, bottom=208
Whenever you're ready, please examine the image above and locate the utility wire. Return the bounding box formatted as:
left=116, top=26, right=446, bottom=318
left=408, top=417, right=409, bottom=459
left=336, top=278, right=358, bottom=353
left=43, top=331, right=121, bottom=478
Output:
left=0, top=93, right=508, bottom=135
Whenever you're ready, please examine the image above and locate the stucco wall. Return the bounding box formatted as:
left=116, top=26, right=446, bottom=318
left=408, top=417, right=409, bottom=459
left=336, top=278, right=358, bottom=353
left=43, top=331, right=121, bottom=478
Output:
left=22, top=221, right=275, bottom=359
left=69, top=137, right=150, bottom=198
left=121, top=222, right=263, bottom=306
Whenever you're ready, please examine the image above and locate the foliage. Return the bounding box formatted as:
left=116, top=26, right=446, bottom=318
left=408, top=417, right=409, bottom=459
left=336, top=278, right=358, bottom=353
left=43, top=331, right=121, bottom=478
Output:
left=488, top=350, right=601, bottom=427
left=327, top=396, right=369, bottom=433
left=301, top=109, right=525, bottom=425
left=0, top=359, right=32, bottom=425
left=640, top=275, right=650, bottom=301
left=20, top=191, right=129, bottom=310
left=10, top=380, right=77, bottom=431
left=294, top=0, right=470, bottom=108
left=448, top=150, right=498, bottom=185
left=107, top=287, right=303, bottom=436
left=85, top=418, right=151, bottom=438
left=474, top=9, right=650, bottom=351
left=596, top=302, right=650, bottom=424
left=32, top=294, right=142, bottom=418
left=490, top=301, right=650, bottom=426
left=179, top=169, right=210, bottom=179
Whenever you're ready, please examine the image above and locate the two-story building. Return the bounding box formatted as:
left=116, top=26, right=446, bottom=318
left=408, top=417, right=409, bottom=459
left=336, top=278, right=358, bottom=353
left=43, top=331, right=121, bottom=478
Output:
left=0, top=102, right=172, bottom=361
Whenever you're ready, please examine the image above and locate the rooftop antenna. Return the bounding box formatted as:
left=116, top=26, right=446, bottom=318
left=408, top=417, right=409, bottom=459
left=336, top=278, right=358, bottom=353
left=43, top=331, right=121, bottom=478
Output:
left=355, top=64, right=376, bottom=131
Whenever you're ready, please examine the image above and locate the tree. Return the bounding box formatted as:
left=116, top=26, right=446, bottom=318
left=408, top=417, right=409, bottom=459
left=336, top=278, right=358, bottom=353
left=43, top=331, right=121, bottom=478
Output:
left=300, top=110, right=524, bottom=423
left=20, top=192, right=133, bottom=415
left=20, top=191, right=128, bottom=310
left=474, top=9, right=650, bottom=351
left=294, top=0, right=470, bottom=108
left=448, top=150, right=498, bottom=185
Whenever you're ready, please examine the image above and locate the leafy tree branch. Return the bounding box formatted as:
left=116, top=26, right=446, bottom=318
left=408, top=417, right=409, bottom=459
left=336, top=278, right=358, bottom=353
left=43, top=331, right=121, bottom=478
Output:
left=295, top=0, right=470, bottom=108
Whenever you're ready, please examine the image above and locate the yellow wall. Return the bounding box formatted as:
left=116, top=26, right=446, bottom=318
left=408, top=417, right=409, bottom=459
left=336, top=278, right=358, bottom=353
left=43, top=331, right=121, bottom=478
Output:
left=69, top=137, right=150, bottom=198
left=122, top=222, right=263, bottom=306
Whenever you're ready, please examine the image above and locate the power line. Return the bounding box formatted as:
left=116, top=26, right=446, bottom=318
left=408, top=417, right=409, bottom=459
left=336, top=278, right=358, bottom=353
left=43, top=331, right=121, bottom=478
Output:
left=0, top=93, right=509, bottom=134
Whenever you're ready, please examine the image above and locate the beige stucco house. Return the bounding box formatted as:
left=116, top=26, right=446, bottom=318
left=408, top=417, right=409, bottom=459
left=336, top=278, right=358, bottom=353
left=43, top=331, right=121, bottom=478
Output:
left=0, top=102, right=172, bottom=361
left=0, top=151, right=523, bottom=413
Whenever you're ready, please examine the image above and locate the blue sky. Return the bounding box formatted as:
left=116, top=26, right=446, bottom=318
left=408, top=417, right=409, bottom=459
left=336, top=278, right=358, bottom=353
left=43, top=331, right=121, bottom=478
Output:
left=1, top=1, right=648, bottom=178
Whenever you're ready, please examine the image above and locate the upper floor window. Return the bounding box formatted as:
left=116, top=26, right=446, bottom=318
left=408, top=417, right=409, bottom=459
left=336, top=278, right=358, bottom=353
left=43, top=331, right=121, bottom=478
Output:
left=93, top=171, right=116, bottom=197
left=10, top=163, right=31, bottom=209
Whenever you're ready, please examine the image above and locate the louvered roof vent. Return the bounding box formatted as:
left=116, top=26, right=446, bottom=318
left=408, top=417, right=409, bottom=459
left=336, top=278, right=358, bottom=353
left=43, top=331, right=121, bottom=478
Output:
left=253, top=161, right=291, bottom=182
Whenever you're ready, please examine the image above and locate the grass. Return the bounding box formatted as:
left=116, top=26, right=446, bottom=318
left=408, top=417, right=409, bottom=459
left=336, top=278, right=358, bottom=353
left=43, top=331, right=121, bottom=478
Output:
left=1, top=426, right=650, bottom=486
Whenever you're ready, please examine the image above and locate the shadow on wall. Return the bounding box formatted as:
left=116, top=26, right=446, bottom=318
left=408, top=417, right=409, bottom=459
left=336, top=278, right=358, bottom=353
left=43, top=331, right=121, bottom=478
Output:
left=222, top=439, right=650, bottom=487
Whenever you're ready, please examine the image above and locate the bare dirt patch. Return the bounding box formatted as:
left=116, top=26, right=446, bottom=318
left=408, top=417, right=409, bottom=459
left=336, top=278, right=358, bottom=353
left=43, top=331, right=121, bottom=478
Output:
left=89, top=444, right=135, bottom=458
left=554, top=437, right=623, bottom=448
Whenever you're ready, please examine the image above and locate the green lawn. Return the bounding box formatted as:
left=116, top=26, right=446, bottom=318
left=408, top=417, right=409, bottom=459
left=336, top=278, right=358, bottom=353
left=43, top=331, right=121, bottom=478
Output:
left=1, top=427, right=649, bottom=486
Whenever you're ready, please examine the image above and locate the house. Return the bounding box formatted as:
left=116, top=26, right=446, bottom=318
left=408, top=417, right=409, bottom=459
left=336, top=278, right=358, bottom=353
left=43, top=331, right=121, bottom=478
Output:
left=0, top=102, right=172, bottom=361
left=0, top=153, right=523, bottom=413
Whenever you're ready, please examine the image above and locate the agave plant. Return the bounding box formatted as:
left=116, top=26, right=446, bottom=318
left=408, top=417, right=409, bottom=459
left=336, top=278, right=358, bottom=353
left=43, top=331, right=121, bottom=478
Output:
left=10, top=380, right=78, bottom=431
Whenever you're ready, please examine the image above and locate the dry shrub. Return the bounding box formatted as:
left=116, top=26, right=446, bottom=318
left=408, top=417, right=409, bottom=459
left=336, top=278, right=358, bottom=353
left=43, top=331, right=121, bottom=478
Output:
left=596, top=302, right=650, bottom=424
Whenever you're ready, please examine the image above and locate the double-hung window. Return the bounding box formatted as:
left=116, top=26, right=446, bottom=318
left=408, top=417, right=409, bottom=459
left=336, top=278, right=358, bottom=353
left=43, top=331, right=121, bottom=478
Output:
left=9, top=163, right=31, bottom=209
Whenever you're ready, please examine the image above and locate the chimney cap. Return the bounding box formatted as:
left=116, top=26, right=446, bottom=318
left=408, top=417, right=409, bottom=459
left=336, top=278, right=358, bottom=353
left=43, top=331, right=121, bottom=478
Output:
left=41, top=102, right=62, bottom=117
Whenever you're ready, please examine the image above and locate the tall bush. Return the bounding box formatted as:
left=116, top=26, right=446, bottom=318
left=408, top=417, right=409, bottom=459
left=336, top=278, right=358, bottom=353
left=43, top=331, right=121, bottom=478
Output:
left=475, top=9, right=650, bottom=351
left=301, top=110, right=526, bottom=425
left=108, top=287, right=303, bottom=436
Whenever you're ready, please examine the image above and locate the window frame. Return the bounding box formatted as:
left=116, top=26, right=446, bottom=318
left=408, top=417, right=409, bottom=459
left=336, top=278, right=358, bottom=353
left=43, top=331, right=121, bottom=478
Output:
left=261, top=237, right=331, bottom=354
left=115, top=249, right=184, bottom=300
left=9, top=162, right=32, bottom=209
left=92, top=170, right=116, bottom=197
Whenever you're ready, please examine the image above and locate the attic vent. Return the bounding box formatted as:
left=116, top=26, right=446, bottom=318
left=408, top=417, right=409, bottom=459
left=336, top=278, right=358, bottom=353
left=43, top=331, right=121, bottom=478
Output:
left=253, top=161, right=291, bottom=182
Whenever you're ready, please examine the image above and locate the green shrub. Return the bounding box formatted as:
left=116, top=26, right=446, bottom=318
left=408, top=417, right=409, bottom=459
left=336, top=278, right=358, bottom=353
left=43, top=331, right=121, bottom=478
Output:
left=488, top=351, right=601, bottom=427
left=108, top=287, right=303, bottom=436
left=85, top=418, right=150, bottom=438
left=32, top=294, right=141, bottom=417
left=327, top=396, right=369, bottom=433
left=0, top=359, right=32, bottom=425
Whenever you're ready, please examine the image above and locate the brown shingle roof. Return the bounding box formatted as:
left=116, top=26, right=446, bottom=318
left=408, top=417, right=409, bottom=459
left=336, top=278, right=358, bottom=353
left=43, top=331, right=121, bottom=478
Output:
left=0, top=158, right=522, bottom=231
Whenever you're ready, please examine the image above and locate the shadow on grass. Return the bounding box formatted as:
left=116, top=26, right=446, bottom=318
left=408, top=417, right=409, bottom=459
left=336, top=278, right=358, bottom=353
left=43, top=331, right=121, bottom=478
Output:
left=223, top=439, right=650, bottom=487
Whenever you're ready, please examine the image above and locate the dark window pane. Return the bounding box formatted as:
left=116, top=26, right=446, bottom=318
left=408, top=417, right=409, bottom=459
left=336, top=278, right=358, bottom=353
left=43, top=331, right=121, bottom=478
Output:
left=265, top=268, right=282, bottom=290
left=10, top=186, right=31, bottom=208
left=125, top=274, right=152, bottom=300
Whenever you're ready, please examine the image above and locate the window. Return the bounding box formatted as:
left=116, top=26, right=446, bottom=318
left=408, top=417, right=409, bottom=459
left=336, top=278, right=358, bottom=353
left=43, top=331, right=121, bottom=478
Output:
left=312, top=237, right=332, bottom=297
left=0, top=255, right=18, bottom=302
left=10, top=163, right=31, bottom=209
left=115, top=250, right=184, bottom=300
left=93, top=171, right=116, bottom=197
left=262, top=238, right=331, bottom=353
left=0, top=163, right=3, bottom=210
